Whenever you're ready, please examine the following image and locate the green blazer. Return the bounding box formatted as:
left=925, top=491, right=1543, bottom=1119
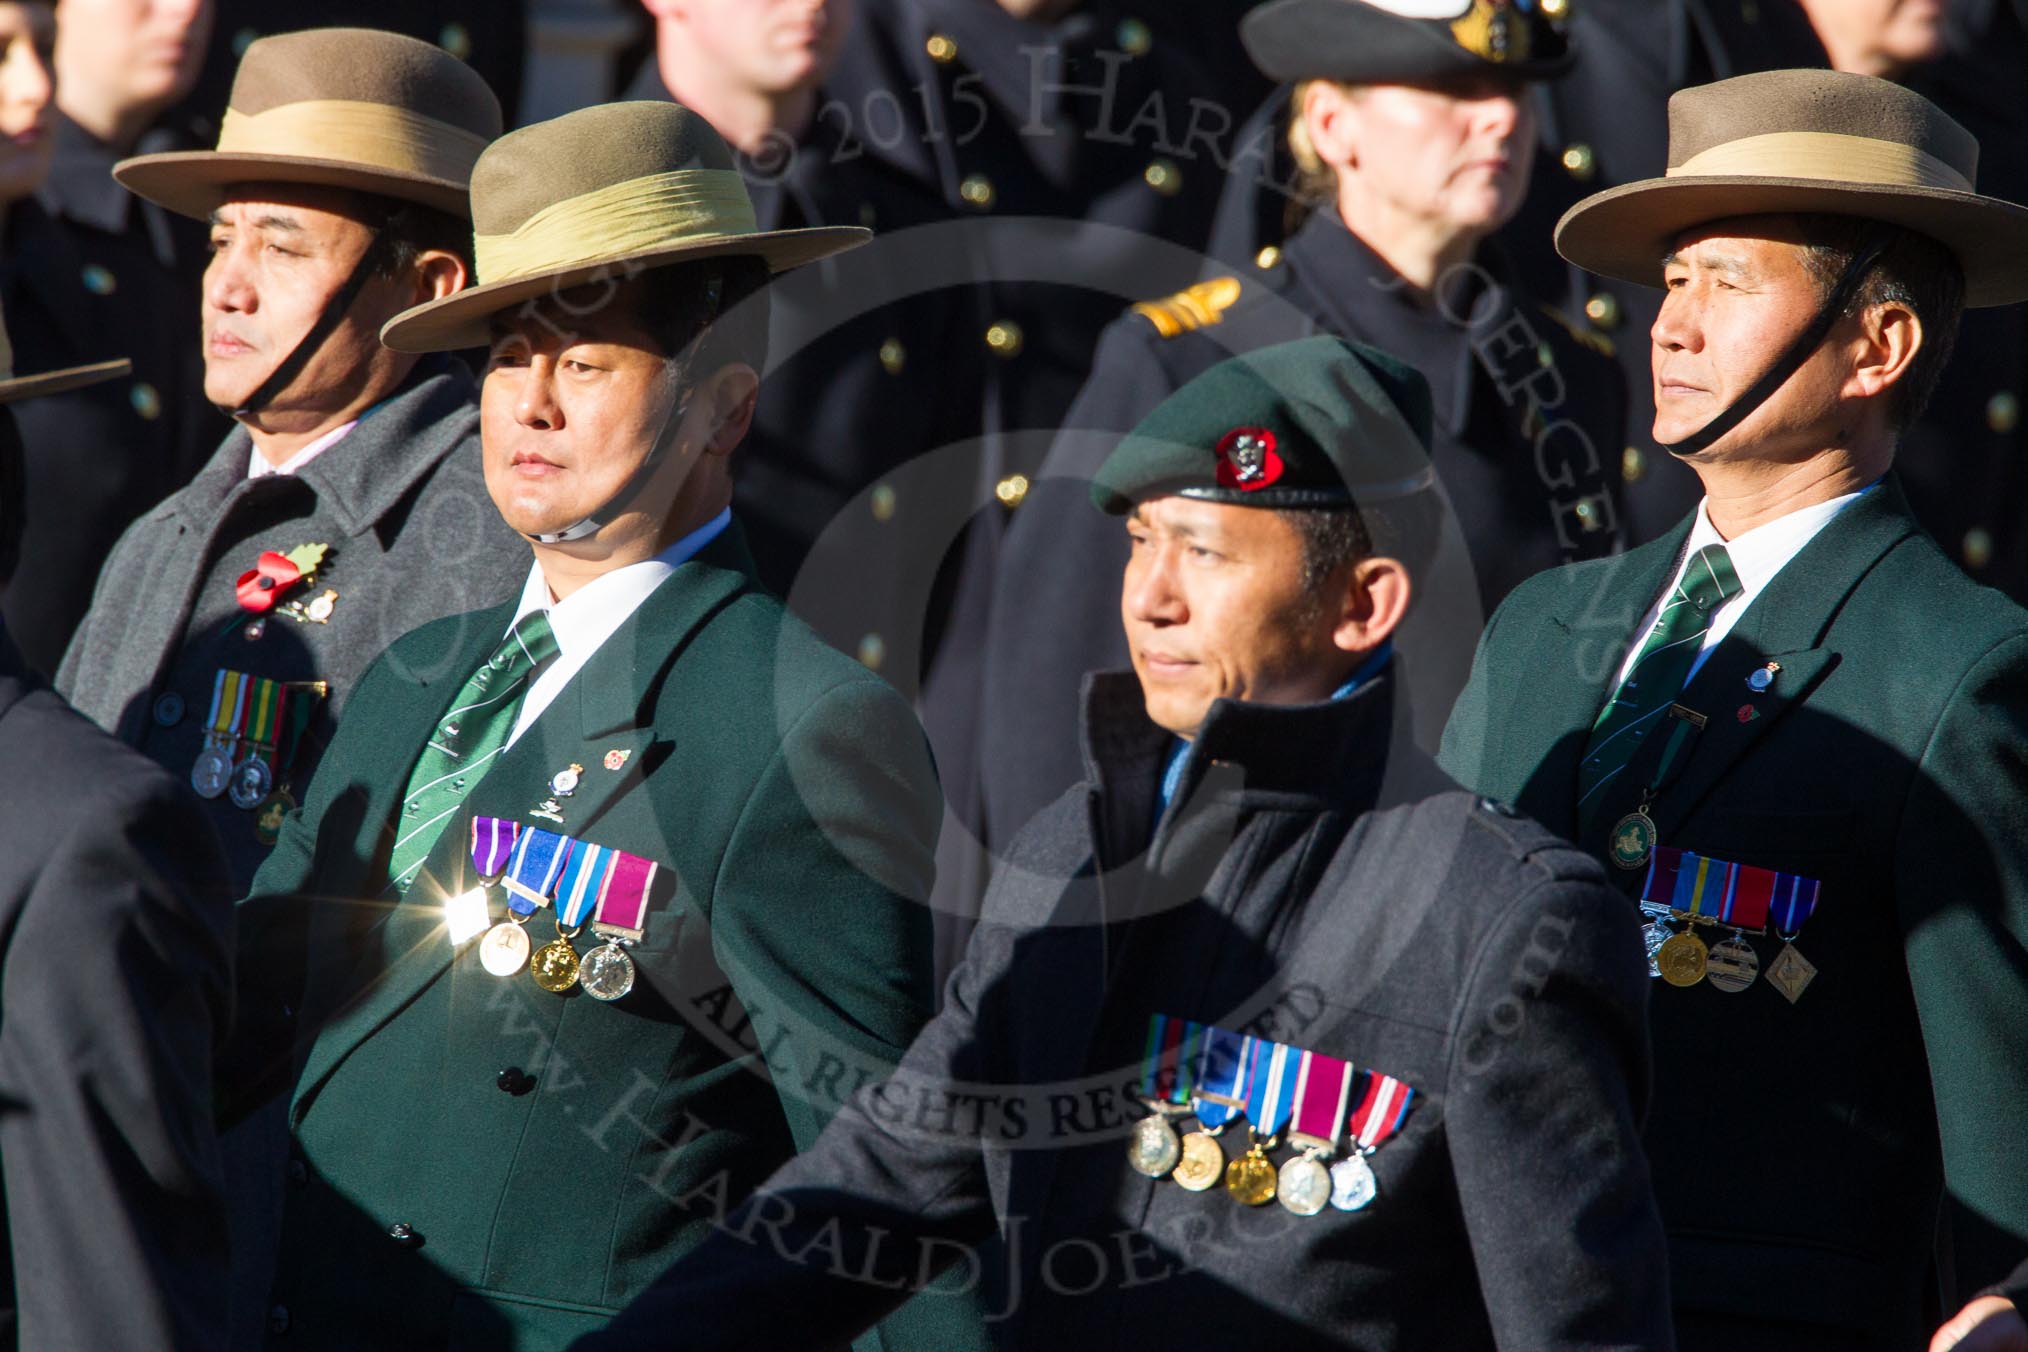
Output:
left=1440, top=477, right=2028, bottom=1347
left=233, top=525, right=980, bottom=1351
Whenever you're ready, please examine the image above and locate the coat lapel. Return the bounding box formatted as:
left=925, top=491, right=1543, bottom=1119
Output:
left=1637, top=481, right=1918, bottom=842
left=1504, top=522, right=1691, bottom=834
left=291, top=528, right=760, bottom=1120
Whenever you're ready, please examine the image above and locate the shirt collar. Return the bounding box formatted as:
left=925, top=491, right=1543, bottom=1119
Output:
left=1684, top=482, right=1875, bottom=593
left=248, top=418, right=358, bottom=479
left=511, top=507, right=735, bottom=659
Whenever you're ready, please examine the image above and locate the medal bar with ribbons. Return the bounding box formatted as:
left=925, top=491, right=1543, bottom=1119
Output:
left=1229, top=1040, right=1300, bottom=1205
left=1280, top=1051, right=1353, bottom=1215
left=1640, top=847, right=1825, bottom=998
left=582, top=852, right=656, bottom=1002
left=1128, top=1014, right=1204, bottom=1180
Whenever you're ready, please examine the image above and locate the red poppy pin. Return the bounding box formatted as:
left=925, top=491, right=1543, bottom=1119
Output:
left=1215, top=427, right=1284, bottom=491
left=1737, top=704, right=1760, bottom=724
left=235, top=551, right=303, bottom=614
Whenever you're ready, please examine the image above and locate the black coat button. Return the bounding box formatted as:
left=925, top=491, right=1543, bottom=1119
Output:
left=286, top=1159, right=307, bottom=1187
left=268, top=1305, right=290, bottom=1336
left=387, top=1222, right=419, bottom=1246
left=152, top=692, right=185, bottom=727
left=497, top=1067, right=531, bottom=1095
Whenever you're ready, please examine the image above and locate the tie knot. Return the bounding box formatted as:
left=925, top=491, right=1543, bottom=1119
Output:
left=491, top=610, right=560, bottom=677
left=1678, top=543, right=1742, bottom=613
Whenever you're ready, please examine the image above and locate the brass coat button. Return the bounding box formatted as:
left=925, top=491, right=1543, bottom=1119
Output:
left=1561, top=143, right=1596, bottom=181
left=1143, top=158, right=1181, bottom=196
left=1964, top=528, right=1995, bottom=571
left=986, top=320, right=1024, bottom=357
left=1255, top=245, right=1282, bottom=271
left=1117, top=17, right=1152, bottom=54
left=1621, top=446, right=1647, bottom=483
left=857, top=634, right=886, bottom=670
left=1987, top=391, right=2019, bottom=434
left=926, top=33, right=958, bottom=64
left=995, top=474, right=1030, bottom=508
left=1584, top=293, right=1621, bottom=329
left=959, top=174, right=995, bottom=209
left=878, top=338, right=906, bottom=375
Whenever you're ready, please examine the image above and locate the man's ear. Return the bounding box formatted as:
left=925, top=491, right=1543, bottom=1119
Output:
left=412, top=249, right=471, bottom=305
left=696, top=362, right=759, bottom=458
left=1848, top=300, right=1922, bottom=403
left=1332, top=555, right=1412, bottom=655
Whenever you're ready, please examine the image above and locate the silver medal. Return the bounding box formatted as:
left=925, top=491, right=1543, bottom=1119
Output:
left=479, top=921, right=532, bottom=976
left=1705, top=935, right=1761, bottom=993
left=190, top=744, right=233, bottom=799
left=1330, top=1153, right=1378, bottom=1211
left=1127, top=1113, right=1182, bottom=1178
left=1278, top=1154, right=1332, bottom=1216
left=228, top=755, right=274, bottom=810
left=579, top=941, right=636, bottom=1001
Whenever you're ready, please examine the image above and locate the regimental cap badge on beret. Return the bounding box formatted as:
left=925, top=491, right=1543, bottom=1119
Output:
left=1091, top=336, right=1436, bottom=515
left=1215, top=428, right=1285, bottom=491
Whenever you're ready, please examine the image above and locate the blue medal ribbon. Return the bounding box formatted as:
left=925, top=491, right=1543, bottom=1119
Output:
left=504, top=827, right=572, bottom=915
left=1193, top=1026, right=1253, bottom=1129
left=554, top=842, right=617, bottom=928
left=1243, top=1038, right=1301, bottom=1139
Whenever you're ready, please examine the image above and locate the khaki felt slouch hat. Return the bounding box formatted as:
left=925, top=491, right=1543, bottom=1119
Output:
left=113, top=27, right=503, bottom=221
left=1555, top=68, right=2028, bottom=308
left=379, top=101, right=869, bottom=353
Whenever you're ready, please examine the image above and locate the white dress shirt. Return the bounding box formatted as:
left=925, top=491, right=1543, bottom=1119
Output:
left=503, top=507, right=733, bottom=747
left=246, top=418, right=358, bottom=478
left=1614, top=486, right=1872, bottom=688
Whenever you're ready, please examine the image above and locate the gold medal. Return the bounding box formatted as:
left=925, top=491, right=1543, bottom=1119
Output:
left=531, top=931, right=581, bottom=992
left=1172, top=1131, right=1225, bottom=1191
left=1705, top=934, right=1760, bottom=993
left=1656, top=929, right=1709, bottom=987
left=1224, top=1143, right=1278, bottom=1206
left=1766, top=942, right=1818, bottom=1004
left=1127, top=1113, right=1182, bottom=1179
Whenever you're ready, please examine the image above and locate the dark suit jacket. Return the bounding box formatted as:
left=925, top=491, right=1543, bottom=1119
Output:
left=0, top=633, right=233, bottom=1349
left=1439, top=478, right=2028, bottom=1347
left=230, top=524, right=979, bottom=1350
left=581, top=672, right=1673, bottom=1351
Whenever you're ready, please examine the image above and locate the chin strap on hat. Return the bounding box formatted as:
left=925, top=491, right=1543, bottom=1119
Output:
left=1657, top=233, right=1892, bottom=457
left=228, top=230, right=397, bottom=421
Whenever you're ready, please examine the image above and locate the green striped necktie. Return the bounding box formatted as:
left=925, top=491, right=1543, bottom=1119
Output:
left=1576, top=543, right=1741, bottom=832
left=384, top=611, right=559, bottom=895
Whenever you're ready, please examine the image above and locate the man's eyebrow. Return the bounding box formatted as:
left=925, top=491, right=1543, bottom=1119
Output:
left=1661, top=248, right=1755, bottom=279
left=251, top=213, right=304, bottom=233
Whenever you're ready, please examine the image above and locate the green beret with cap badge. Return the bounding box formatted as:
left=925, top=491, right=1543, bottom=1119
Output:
left=1091, top=336, right=1435, bottom=515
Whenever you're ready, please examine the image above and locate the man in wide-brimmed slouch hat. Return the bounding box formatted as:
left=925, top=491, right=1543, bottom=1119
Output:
left=58, top=26, right=526, bottom=896
left=1441, top=68, right=2028, bottom=1350
left=228, top=98, right=981, bottom=1350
